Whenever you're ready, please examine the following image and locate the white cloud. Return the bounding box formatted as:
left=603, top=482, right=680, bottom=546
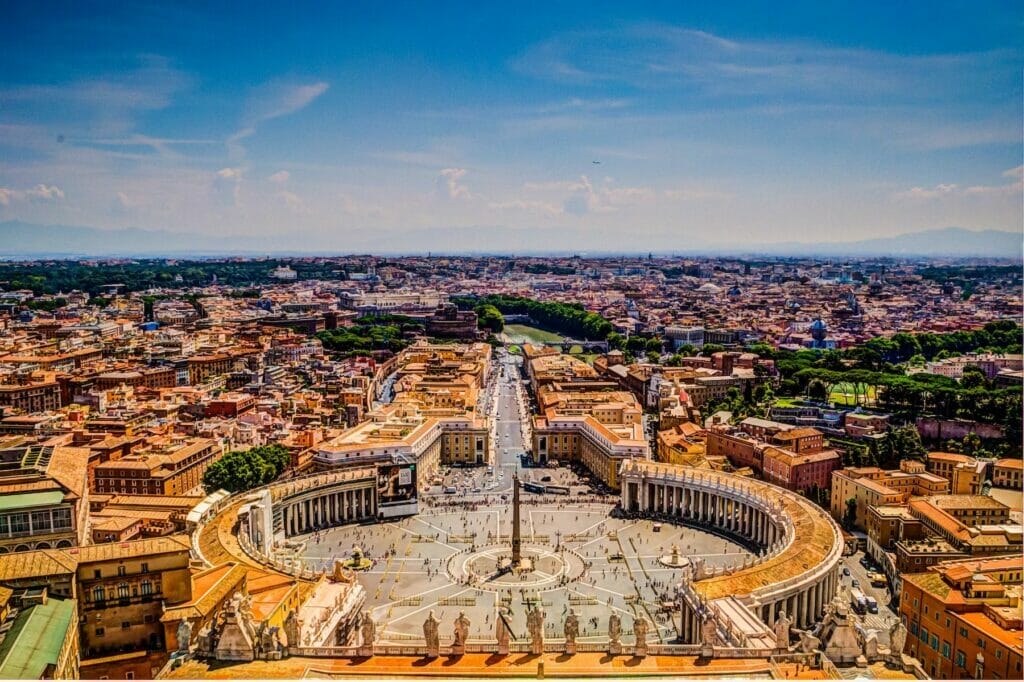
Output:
left=0, top=55, right=190, bottom=136
left=663, top=187, right=733, bottom=201
left=522, top=175, right=653, bottom=215
left=228, top=80, right=330, bottom=158
left=0, top=183, right=65, bottom=206
left=894, top=183, right=959, bottom=200
left=487, top=199, right=563, bottom=216
left=268, top=170, right=290, bottom=184
left=895, top=167, right=1024, bottom=201
left=276, top=190, right=307, bottom=212
left=513, top=23, right=1020, bottom=108
left=214, top=168, right=243, bottom=207
left=435, top=168, right=470, bottom=200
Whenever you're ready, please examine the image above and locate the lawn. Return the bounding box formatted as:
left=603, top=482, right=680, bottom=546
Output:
left=504, top=324, right=563, bottom=345
left=829, top=382, right=877, bottom=406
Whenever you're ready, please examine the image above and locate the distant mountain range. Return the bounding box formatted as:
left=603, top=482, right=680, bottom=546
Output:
left=0, top=220, right=1019, bottom=259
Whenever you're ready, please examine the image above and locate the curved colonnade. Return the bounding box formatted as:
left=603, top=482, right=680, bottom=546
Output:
left=619, top=460, right=844, bottom=646
left=196, top=460, right=843, bottom=653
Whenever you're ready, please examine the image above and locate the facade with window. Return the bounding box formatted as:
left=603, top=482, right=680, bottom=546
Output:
left=0, top=443, right=90, bottom=553
left=900, top=555, right=1023, bottom=679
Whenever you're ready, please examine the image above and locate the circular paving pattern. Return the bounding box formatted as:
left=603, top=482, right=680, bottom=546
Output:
left=448, top=543, right=586, bottom=591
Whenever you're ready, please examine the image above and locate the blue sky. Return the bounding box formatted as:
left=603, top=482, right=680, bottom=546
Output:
left=0, top=1, right=1021, bottom=251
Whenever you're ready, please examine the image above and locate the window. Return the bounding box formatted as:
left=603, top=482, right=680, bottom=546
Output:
left=118, top=583, right=129, bottom=598
left=956, top=651, right=966, bottom=667
left=121, top=621, right=130, bottom=630
left=95, top=627, right=105, bottom=637
left=117, top=565, right=126, bottom=576
left=52, top=508, right=72, bottom=530
left=141, top=580, right=152, bottom=595
left=92, top=586, right=105, bottom=602
left=126, top=673, right=134, bottom=680
left=920, top=627, right=929, bottom=643
left=0, top=516, right=8, bottom=535
left=141, top=562, right=149, bottom=573
left=960, top=627, right=969, bottom=638
left=978, top=638, right=986, bottom=650
left=942, top=641, right=951, bottom=659
left=30, top=511, right=50, bottom=533
left=8, top=514, right=28, bottom=535
left=931, top=634, right=939, bottom=651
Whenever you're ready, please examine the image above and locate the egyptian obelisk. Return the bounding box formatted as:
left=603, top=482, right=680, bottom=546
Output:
left=511, top=474, right=522, bottom=565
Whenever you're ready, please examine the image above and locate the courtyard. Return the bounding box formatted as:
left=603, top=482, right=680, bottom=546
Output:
left=294, top=499, right=754, bottom=647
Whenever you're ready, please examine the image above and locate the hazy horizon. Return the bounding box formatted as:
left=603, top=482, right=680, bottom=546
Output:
left=1, top=2, right=1022, bottom=251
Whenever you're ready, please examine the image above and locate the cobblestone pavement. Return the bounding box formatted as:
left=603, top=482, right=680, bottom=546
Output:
left=296, top=502, right=753, bottom=646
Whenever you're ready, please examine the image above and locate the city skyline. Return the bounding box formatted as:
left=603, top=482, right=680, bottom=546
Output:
left=1, top=2, right=1022, bottom=253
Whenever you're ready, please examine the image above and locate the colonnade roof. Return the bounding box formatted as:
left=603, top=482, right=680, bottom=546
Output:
left=620, top=460, right=841, bottom=601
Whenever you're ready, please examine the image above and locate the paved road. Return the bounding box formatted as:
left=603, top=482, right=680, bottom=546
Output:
left=430, top=349, right=530, bottom=498
left=837, top=549, right=899, bottom=642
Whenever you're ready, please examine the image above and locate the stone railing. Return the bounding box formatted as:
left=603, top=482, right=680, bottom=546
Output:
left=290, top=641, right=772, bottom=658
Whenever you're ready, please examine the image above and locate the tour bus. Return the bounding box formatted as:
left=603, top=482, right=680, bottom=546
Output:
left=545, top=484, right=570, bottom=495
left=443, top=486, right=457, bottom=494
left=865, top=595, right=879, bottom=613
left=850, top=587, right=868, bottom=614
left=523, top=482, right=546, bottom=494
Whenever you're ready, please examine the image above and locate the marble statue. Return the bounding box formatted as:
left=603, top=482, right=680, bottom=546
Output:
left=196, top=622, right=215, bottom=658
left=359, top=610, right=376, bottom=656
left=700, top=616, right=720, bottom=647
left=284, top=611, right=300, bottom=649
left=496, top=607, right=511, bottom=655
left=452, top=610, right=471, bottom=655
left=633, top=616, right=649, bottom=658
left=797, top=629, right=821, bottom=654
left=176, top=618, right=193, bottom=655
left=527, top=605, right=545, bottom=655
left=563, top=609, right=579, bottom=655
left=888, top=621, right=907, bottom=659
left=608, top=613, right=622, bottom=655
left=424, top=610, right=440, bottom=658
left=774, top=609, right=792, bottom=650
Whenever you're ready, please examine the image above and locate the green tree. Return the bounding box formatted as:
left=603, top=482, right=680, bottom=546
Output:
left=474, top=304, right=505, bottom=333
left=807, top=378, right=829, bottom=402
left=844, top=498, right=858, bottom=530
left=203, top=445, right=291, bottom=493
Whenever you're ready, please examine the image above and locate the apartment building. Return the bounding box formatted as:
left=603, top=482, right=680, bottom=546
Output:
left=0, top=439, right=89, bottom=553
left=925, top=452, right=989, bottom=495
left=992, top=458, right=1023, bottom=489
left=900, top=556, right=1023, bottom=680
left=761, top=446, right=841, bottom=493
left=830, top=460, right=950, bottom=530
left=0, top=373, right=62, bottom=413
left=0, top=534, right=193, bottom=679
left=92, top=437, right=225, bottom=496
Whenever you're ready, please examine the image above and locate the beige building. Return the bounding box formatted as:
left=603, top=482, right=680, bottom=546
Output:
left=830, top=460, right=950, bottom=530
left=92, top=437, right=225, bottom=496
